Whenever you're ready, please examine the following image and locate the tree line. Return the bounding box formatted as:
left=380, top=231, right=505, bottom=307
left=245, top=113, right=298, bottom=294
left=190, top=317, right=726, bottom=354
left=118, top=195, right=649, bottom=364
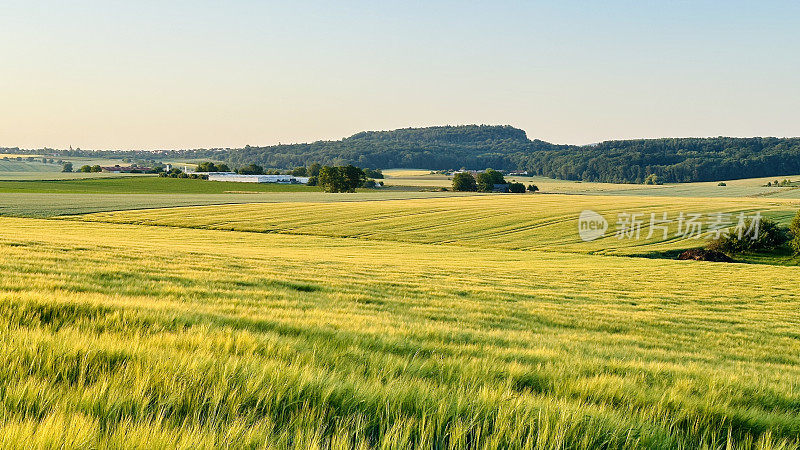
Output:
left=522, top=137, right=800, bottom=183
left=8, top=127, right=800, bottom=184
left=452, top=169, right=537, bottom=193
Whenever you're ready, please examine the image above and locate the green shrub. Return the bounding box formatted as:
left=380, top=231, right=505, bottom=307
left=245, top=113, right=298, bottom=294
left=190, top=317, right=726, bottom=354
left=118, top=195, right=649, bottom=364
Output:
left=707, top=218, right=787, bottom=254
left=508, top=182, right=525, bottom=193
left=363, top=168, right=384, bottom=179
left=790, top=211, right=800, bottom=254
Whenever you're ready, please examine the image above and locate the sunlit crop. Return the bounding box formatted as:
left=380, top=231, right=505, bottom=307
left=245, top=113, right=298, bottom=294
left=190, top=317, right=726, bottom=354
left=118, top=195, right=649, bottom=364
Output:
left=1, top=205, right=799, bottom=447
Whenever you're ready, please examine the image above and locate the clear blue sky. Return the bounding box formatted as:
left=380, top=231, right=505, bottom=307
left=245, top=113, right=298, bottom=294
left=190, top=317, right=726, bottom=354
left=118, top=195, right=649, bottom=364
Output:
left=1, top=0, right=798, bottom=149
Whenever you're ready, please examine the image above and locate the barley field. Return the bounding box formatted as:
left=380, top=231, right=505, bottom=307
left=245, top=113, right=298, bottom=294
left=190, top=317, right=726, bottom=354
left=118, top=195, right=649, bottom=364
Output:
left=0, top=188, right=799, bottom=448
left=77, top=194, right=799, bottom=256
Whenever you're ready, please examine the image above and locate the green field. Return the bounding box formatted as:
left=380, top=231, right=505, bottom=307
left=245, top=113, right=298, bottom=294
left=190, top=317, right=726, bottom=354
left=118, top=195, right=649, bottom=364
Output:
left=0, top=172, right=159, bottom=181
left=0, top=191, right=477, bottom=218
left=0, top=159, right=61, bottom=173
left=1, top=174, right=800, bottom=447
left=2, top=170, right=798, bottom=198
left=382, top=169, right=800, bottom=198
left=0, top=177, right=323, bottom=194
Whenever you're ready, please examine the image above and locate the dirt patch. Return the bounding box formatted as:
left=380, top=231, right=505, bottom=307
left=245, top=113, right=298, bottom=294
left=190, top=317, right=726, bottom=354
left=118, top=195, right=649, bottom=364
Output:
left=677, top=248, right=734, bottom=262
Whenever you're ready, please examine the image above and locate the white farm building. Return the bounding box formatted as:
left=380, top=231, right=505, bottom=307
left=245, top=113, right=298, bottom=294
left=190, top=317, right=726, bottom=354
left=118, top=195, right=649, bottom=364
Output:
left=206, top=173, right=310, bottom=184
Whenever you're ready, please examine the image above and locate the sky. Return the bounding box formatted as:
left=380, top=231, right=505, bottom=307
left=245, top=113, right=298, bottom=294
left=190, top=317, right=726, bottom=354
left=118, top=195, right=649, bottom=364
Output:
left=1, top=0, right=799, bottom=149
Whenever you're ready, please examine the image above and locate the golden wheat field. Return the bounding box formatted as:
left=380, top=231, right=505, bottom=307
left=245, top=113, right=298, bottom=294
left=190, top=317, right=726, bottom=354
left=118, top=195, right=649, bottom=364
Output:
left=0, top=190, right=797, bottom=448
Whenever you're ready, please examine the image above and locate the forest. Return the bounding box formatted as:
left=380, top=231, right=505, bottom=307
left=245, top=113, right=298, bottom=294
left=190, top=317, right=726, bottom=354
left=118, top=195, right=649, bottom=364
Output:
left=6, top=126, right=800, bottom=183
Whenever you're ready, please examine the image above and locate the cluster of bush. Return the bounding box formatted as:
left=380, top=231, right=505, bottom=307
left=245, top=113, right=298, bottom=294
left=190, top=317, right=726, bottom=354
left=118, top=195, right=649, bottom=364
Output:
left=193, top=162, right=387, bottom=192
left=451, top=169, right=538, bottom=193
left=78, top=165, right=102, bottom=173
left=62, top=161, right=168, bottom=174
left=191, top=161, right=388, bottom=192
left=706, top=213, right=800, bottom=256
left=316, top=165, right=384, bottom=193
left=158, top=168, right=207, bottom=179
left=191, top=162, right=384, bottom=189
left=195, top=162, right=230, bottom=172
left=765, top=179, right=793, bottom=187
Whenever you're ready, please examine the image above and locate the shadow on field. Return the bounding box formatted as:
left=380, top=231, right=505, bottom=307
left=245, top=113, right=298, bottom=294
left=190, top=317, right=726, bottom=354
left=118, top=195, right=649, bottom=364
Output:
left=626, top=247, right=800, bottom=266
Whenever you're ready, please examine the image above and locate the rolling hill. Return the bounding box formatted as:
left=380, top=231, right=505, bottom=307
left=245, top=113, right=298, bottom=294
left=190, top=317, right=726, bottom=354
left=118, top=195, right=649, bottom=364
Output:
left=222, top=128, right=800, bottom=184
left=7, top=126, right=800, bottom=183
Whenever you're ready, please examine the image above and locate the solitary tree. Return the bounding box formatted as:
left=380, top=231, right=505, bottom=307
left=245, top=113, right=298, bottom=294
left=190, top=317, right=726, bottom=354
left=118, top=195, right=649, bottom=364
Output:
left=341, top=165, right=366, bottom=191
left=527, top=184, right=539, bottom=193
left=62, top=162, right=73, bottom=172
left=452, top=172, right=477, bottom=191
left=791, top=211, right=800, bottom=254
left=476, top=169, right=505, bottom=192
left=318, top=166, right=347, bottom=193
left=644, top=174, right=660, bottom=185
left=317, top=165, right=367, bottom=192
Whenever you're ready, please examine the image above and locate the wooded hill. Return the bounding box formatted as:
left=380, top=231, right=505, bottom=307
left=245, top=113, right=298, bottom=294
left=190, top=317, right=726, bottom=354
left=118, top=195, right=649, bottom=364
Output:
left=6, top=125, right=800, bottom=183
left=224, top=126, right=800, bottom=183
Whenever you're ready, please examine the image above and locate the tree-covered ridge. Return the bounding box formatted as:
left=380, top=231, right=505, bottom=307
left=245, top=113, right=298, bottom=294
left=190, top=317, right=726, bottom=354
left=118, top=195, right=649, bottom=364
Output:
left=225, top=125, right=555, bottom=170
left=226, top=130, right=800, bottom=183
left=526, top=137, right=800, bottom=183
left=5, top=127, right=800, bottom=183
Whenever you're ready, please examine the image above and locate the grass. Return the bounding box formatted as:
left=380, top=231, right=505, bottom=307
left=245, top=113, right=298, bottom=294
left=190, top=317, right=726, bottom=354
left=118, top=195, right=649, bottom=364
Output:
left=0, top=172, right=157, bottom=181
left=0, top=191, right=475, bottom=218
left=0, top=216, right=799, bottom=447
left=0, top=177, right=323, bottom=194
left=0, top=160, right=61, bottom=173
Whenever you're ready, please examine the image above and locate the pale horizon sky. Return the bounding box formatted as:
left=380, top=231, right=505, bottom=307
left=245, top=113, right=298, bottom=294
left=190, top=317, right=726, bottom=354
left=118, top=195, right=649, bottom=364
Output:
left=2, top=0, right=799, bottom=150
